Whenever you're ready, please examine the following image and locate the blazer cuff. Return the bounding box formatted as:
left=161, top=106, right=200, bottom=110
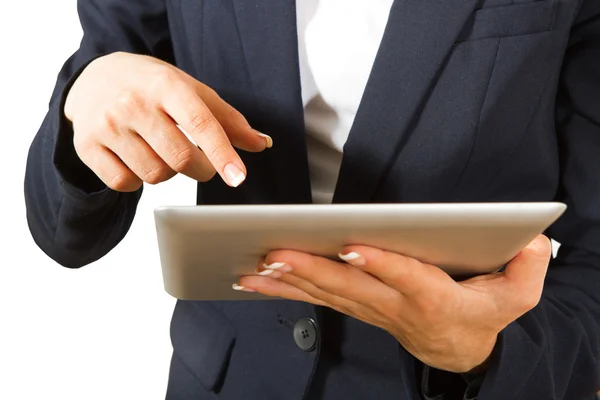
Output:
left=420, top=354, right=491, bottom=399
left=421, top=364, right=484, bottom=400
left=52, top=54, right=114, bottom=201
left=461, top=372, right=485, bottom=400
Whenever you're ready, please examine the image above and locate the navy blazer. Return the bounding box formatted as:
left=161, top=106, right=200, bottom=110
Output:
left=25, top=0, right=600, bottom=399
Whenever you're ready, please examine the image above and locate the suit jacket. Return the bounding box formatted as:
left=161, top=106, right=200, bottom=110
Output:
left=24, top=0, right=600, bottom=399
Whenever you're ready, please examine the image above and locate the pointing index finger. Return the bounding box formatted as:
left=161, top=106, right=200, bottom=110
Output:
left=161, top=79, right=246, bottom=187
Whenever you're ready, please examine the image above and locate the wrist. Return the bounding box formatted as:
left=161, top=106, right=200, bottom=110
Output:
left=461, top=333, right=497, bottom=374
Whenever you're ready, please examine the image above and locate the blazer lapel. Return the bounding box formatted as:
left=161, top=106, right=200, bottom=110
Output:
left=232, top=0, right=312, bottom=204
left=332, top=0, right=479, bottom=203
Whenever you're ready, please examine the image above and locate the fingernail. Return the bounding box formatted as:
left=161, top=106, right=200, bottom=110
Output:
left=224, top=163, right=246, bottom=187
left=232, top=283, right=255, bottom=292
left=258, top=269, right=275, bottom=276
left=256, top=132, right=273, bottom=148
left=257, top=269, right=283, bottom=279
left=263, top=262, right=292, bottom=273
left=338, top=252, right=366, bottom=266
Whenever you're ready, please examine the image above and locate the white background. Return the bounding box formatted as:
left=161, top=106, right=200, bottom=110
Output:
left=1, top=1, right=194, bottom=398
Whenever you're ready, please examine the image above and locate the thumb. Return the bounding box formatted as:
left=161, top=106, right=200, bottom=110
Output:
left=488, top=235, right=552, bottom=315
left=504, top=234, right=552, bottom=286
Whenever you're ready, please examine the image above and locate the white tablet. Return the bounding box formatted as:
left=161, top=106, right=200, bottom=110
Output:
left=153, top=202, right=566, bottom=300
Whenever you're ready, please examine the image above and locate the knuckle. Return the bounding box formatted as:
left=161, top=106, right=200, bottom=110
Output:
left=107, top=172, right=134, bottom=191
left=72, top=134, right=93, bottom=156
left=157, top=68, right=180, bottom=87
left=142, top=166, right=170, bottom=185
left=93, top=113, right=119, bottom=136
left=370, top=294, right=398, bottom=316
left=170, top=147, right=195, bottom=172
left=205, top=143, right=229, bottom=165
left=391, top=259, right=419, bottom=284
left=154, top=69, right=186, bottom=99
left=523, top=235, right=552, bottom=260
left=408, top=256, right=426, bottom=271
left=95, top=117, right=122, bottom=145
left=114, top=90, right=144, bottom=116
left=415, top=293, right=445, bottom=315
left=415, top=296, right=437, bottom=314
left=404, top=259, right=422, bottom=278
left=188, top=113, right=218, bottom=136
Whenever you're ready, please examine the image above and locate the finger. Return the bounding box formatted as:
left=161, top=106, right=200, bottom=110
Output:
left=101, top=127, right=176, bottom=185
left=235, top=275, right=327, bottom=305
left=76, top=144, right=142, bottom=192
left=241, top=272, right=363, bottom=319
left=247, top=267, right=393, bottom=329
left=199, top=87, right=272, bottom=152
left=161, top=80, right=247, bottom=187
left=338, top=245, right=455, bottom=296
left=492, top=235, right=551, bottom=312
left=261, top=250, right=397, bottom=305
left=131, top=110, right=216, bottom=182
left=504, top=234, right=552, bottom=285
left=274, top=268, right=358, bottom=308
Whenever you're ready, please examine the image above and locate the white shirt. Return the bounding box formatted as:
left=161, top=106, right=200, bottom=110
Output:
left=296, top=0, right=394, bottom=203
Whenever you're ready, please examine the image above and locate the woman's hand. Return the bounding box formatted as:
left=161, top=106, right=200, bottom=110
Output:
left=64, top=52, right=271, bottom=191
left=235, top=235, right=552, bottom=374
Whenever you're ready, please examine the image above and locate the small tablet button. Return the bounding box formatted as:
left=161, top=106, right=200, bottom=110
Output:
left=293, top=317, right=318, bottom=352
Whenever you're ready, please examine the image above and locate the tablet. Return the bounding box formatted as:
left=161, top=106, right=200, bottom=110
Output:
left=154, top=202, right=566, bottom=301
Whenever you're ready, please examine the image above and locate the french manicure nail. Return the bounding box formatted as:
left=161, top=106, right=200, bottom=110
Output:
left=263, top=262, right=292, bottom=273
left=232, top=283, right=255, bottom=292
left=257, top=270, right=283, bottom=279
left=256, top=132, right=273, bottom=148
left=263, top=262, right=286, bottom=270
left=339, top=252, right=366, bottom=266
left=224, top=163, right=246, bottom=187
left=258, top=269, right=275, bottom=276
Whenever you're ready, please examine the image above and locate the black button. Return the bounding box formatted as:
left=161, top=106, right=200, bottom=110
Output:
left=293, top=317, right=318, bottom=352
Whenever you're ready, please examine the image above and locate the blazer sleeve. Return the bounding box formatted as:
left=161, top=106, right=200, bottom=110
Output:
left=423, top=2, right=600, bottom=399
left=24, top=0, right=173, bottom=268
